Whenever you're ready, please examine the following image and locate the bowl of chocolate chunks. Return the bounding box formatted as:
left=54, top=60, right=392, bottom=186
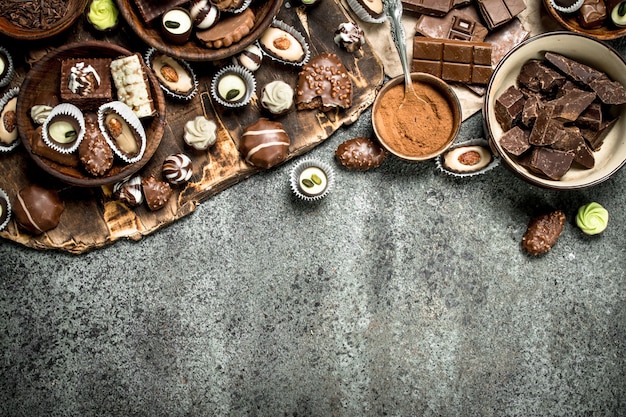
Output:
left=484, top=32, right=626, bottom=190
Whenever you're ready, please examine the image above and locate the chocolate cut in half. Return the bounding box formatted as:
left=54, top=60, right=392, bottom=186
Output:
left=42, top=103, right=85, bottom=154
left=145, top=48, right=198, bottom=101
left=0, top=87, right=20, bottom=152
left=98, top=101, right=147, bottom=164
left=258, top=20, right=310, bottom=66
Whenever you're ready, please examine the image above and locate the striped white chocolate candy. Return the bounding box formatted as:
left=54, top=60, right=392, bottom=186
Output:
left=232, top=44, right=263, bottom=72
left=189, top=0, right=219, bottom=30
left=162, top=153, right=193, bottom=185
left=239, top=118, right=290, bottom=169
left=113, top=175, right=143, bottom=207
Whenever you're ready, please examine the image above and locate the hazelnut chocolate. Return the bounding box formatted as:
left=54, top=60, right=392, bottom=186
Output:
left=522, top=211, right=566, bottom=256
left=335, top=137, right=387, bottom=171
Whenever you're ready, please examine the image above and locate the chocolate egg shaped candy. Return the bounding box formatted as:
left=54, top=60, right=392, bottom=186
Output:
left=240, top=118, right=291, bottom=169
left=13, top=185, right=65, bottom=235
left=335, top=136, right=387, bottom=170
left=98, top=101, right=146, bottom=163
left=145, top=48, right=198, bottom=101
left=258, top=20, right=310, bottom=66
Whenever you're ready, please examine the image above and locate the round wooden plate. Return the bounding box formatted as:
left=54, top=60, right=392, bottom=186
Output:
left=542, top=0, right=626, bottom=40
left=0, top=0, right=88, bottom=40
left=16, top=41, right=166, bottom=188
left=116, top=0, right=284, bottom=62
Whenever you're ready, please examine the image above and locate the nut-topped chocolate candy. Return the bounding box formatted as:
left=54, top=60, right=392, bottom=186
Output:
left=142, top=175, right=172, bottom=211
left=13, top=185, right=65, bottom=235
left=79, top=113, right=114, bottom=177
left=335, top=136, right=386, bottom=170
left=146, top=48, right=197, bottom=100
left=296, top=53, right=352, bottom=112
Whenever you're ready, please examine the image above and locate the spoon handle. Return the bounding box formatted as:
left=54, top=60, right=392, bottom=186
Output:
left=384, top=0, right=411, bottom=86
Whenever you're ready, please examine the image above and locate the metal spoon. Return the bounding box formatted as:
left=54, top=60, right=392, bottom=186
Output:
left=383, top=0, right=428, bottom=109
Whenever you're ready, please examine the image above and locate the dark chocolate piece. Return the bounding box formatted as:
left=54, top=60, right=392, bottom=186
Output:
left=581, top=118, right=617, bottom=150
left=13, top=184, right=65, bottom=235
left=521, top=95, right=541, bottom=127
left=412, top=37, right=493, bottom=85
left=401, top=0, right=454, bottom=16
left=575, top=102, right=603, bottom=130
left=578, top=0, right=607, bottom=28
left=495, top=85, right=526, bottom=131
left=476, top=0, right=526, bottom=30
left=588, top=77, right=626, bottom=105
left=524, top=147, right=575, bottom=180
left=335, top=136, right=387, bottom=170
left=517, top=59, right=566, bottom=94
left=529, top=104, right=560, bottom=146
left=141, top=175, right=172, bottom=211
left=296, top=53, right=352, bottom=112
left=551, top=89, right=596, bottom=122
left=499, top=125, right=530, bottom=156
left=544, top=52, right=604, bottom=85
left=522, top=211, right=566, bottom=256
left=551, top=126, right=595, bottom=169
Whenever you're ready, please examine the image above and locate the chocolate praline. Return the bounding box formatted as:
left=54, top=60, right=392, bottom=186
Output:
left=161, top=7, right=193, bottom=44
left=13, top=185, right=65, bottom=235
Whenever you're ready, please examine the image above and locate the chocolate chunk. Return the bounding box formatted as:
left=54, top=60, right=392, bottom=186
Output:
left=521, top=95, right=541, bottom=127
left=495, top=85, right=526, bottom=131
left=476, top=0, right=526, bottom=30
left=551, top=89, right=596, bottom=122
left=575, top=102, right=603, bottom=130
left=551, top=126, right=595, bottom=168
left=544, top=52, right=604, bottom=85
left=522, top=211, right=566, bottom=256
left=524, top=147, right=575, bottom=180
left=412, top=37, right=493, bottom=85
left=401, top=0, right=454, bottom=16
left=499, top=125, right=530, bottom=156
left=581, top=117, right=617, bottom=150
left=588, top=77, right=626, bottom=105
left=528, top=104, right=561, bottom=146
left=518, top=59, right=566, bottom=94
left=578, top=0, right=607, bottom=29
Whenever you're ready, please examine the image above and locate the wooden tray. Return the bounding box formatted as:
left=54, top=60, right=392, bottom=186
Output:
left=0, top=1, right=384, bottom=254
left=116, top=0, right=284, bottom=61
left=17, top=41, right=167, bottom=187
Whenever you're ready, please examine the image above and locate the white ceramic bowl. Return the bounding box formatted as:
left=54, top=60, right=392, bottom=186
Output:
left=484, top=32, right=626, bottom=190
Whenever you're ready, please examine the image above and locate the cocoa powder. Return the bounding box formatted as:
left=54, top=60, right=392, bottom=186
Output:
left=374, top=81, right=454, bottom=157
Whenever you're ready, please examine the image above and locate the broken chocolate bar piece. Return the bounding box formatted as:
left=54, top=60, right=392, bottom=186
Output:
left=499, top=125, right=530, bottom=156
left=522, top=210, right=566, bottom=256
left=415, top=9, right=489, bottom=42
left=518, top=59, right=566, bottom=94
left=581, top=118, right=617, bottom=150
left=575, top=102, right=603, bottom=130
left=544, top=52, right=604, bottom=85
left=551, top=126, right=595, bottom=169
left=589, top=77, right=626, bottom=105
left=551, top=89, right=597, bottom=122
left=476, top=0, right=526, bottom=30
left=524, top=147, right=575, bottom=180
left=522, top=95, right=541, bottom=127
left=402, top=0, right=454, bottom=16
left=529, top=104, right=561, bottom=146
left=578, top=0, right=607, bottom=29
left=412, top=37, right=493, bottom=84
left=495, top=85, right=525, bottom=131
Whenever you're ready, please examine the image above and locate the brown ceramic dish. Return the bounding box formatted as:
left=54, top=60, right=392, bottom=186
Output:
left=0, top=0, right=88, bottom=40
left=17, top=41, right=166, bottom=188
left=542, top=0, right=626, bottom=40
left=115, top=0, right=283, bottom=61
left=372, top=73, right=462, bottom=162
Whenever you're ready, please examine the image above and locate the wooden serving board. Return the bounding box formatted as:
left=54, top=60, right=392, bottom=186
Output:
left=0, top=0, right=384, bottom=253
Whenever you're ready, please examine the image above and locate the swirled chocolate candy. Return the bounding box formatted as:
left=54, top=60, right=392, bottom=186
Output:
left=113, top=175, right=143, bottom=207
left=13, top=185, right=65, bottom=235
left=239, top=118, right=290, bottom=169
left=335, top=136, right=387, bottom=170
left=162, top=153, right=193, bottom=185
left=296, top=53, right=352, bottom=112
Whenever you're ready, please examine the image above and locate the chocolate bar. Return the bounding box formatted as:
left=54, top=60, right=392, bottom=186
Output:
left=412, top=37, right=493, bottom=84
left=414, top=7, right=488, bottom=42
left=495, top=85, right=525, bottom=131
left=476, top=0, right=526, bottom=30
left=402, top=0, right=454, bottom=16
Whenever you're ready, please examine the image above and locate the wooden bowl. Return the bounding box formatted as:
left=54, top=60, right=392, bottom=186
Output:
left=542, top=0, right=626, bottom=40
left=17, top=41, right=166, bottom=188
left=0, top=0, right=88, bottom=40
left=116, top=0, right=284, bottom=62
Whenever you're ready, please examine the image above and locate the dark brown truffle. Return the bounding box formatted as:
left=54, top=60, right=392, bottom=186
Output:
left=239, top=118, right=290, bottom=169
left=335, top=137, right=387, bottom=170
left=13, top=185, right=65, bottom=235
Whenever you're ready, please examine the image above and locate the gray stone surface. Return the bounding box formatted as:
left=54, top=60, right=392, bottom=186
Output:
left=2, top=49, right=626, bottom=417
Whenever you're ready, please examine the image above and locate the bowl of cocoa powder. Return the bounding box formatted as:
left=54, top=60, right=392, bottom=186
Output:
left=372, top=72, right=462, bottom=162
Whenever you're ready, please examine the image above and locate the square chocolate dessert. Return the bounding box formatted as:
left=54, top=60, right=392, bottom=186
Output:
left=60, top=58, right=113, bottom=110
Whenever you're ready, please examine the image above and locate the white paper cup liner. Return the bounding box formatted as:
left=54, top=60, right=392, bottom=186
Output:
left=549, top=0, right=584, bottom=13
left=0, top=187, right=11, bottom=231
left=41, top=102, right=85, bottom=155
left=144, top=48, right=198, bottom=101
left=0, top=87, right=20, bottom=152
left=226, top=0, right=252, bottom=14
left=345, top=0, right=386, bottom=24
left=258, top=20, right=311, bottom=67
left=211, top=65, right=256, bottom=108
left=0, top=46, right=15, bottom=88
left=435, top=138, right=500, bottom=178
left=98, top=101, right=147, bottom=164
left=290, top=159, right=335, bottom=201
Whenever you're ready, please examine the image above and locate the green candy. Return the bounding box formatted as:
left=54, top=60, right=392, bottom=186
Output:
left=576, top=202, right=609, bottom=235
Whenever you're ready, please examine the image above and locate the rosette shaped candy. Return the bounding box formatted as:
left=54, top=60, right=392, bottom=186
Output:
left=183, top=115, right=217, bottom=150
left=576, top=202, right=609, bottom=235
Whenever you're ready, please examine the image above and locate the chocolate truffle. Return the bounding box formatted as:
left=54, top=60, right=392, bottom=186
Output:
left=162, top=153, right=193, bottom=185
left=0, top=187, right=10, bottom=231
left=13, top=185, right=65, bottom=235
left=239, top=118, right=291, bottom=169
left=161, top=8, right=193, bottom=44
left=296, top=53, right=352, bottom=112
left=335, top=136, right=387, bottom=170
left=142, top=175, right=172, bottom=211
left=522, top=210, right=566, bottom=256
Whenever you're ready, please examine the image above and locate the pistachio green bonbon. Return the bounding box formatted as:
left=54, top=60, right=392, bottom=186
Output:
left=576, top=202, right=609, bottom=235
left=88, top=0, right=119, bottom=31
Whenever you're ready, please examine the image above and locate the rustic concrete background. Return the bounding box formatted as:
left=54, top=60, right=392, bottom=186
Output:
left=1, top=38, right=626, bottom=417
